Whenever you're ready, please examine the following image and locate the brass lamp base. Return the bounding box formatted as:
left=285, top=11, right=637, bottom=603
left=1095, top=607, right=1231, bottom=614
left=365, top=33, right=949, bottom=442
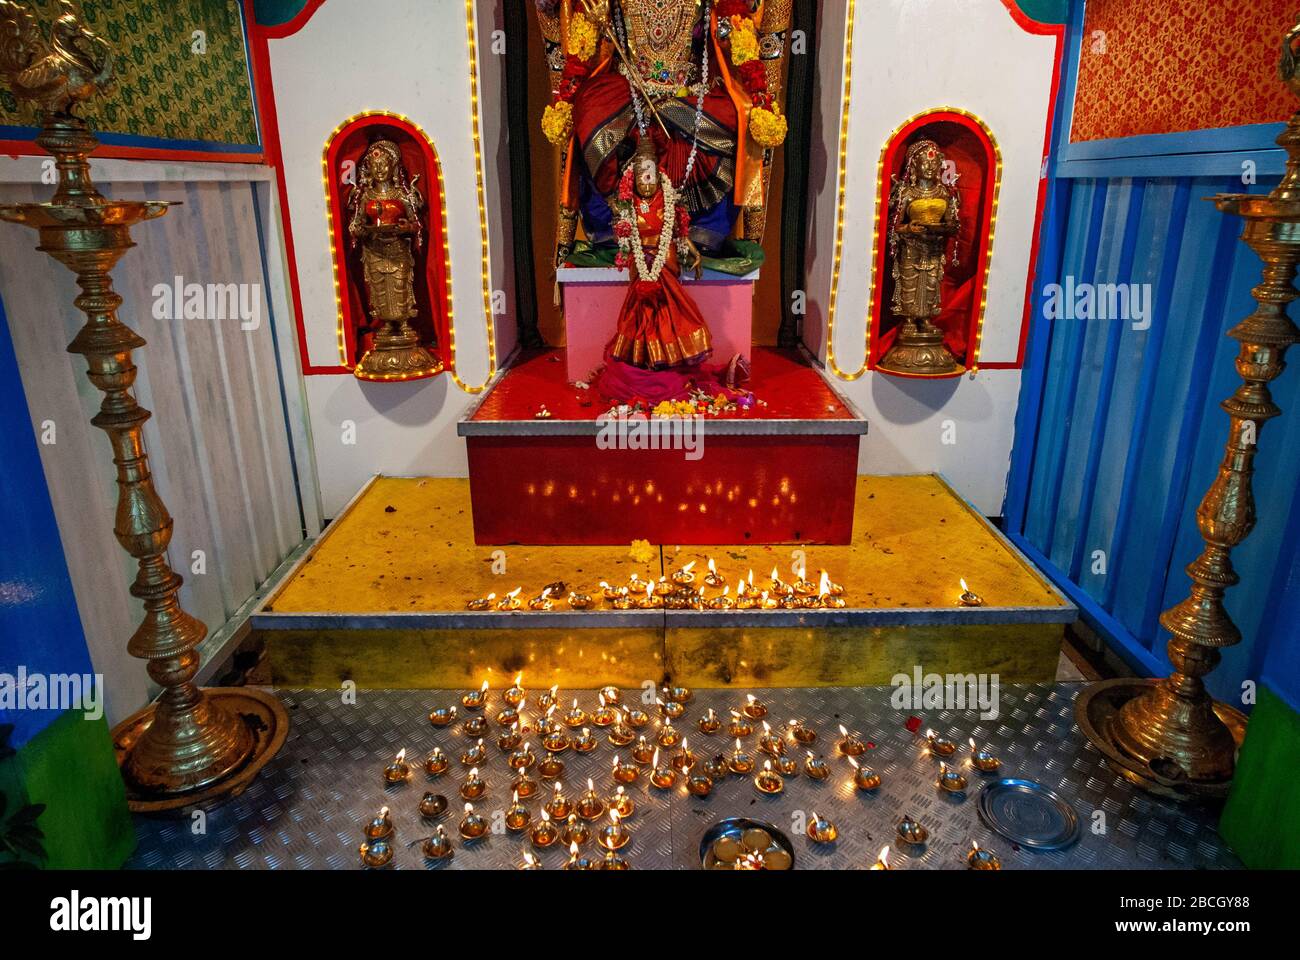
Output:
left=113, top=688, right=289, bottom=813
left=877, top=320, right=961, bottom=376
left=354, top=320, right=443, bottom=382
left=1076, top=679, right=1246, bottom=801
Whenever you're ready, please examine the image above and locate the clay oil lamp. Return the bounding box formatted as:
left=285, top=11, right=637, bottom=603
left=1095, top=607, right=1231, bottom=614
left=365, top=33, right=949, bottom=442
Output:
left=538, top=751, right=565, bottom=780
left=626, top=705, right=651, bottom=728
left=958, top=578, right=985, bottom=607
left=821, top=570, right=846, bottom=597
left=600, top=849, right=630, bottom=870
left=459, top=802, right=488, bottom=841
left=758, top=590, right=779, bottom=610
left=577, top=779, right=605, bottom=820
left=421, top=825, right=453, bottom=861
left=563, top=814, right=590, bottom=847
left=937, top=762, right=968, bottom=794
left=849, top=757, right=881, bottom=791
left=363, top=806, right=394, bottom=842
left=803, top=751, right=830, bottom=781
left=567, top=591, right=594, bottom=610
left=649, top=749, right=678, bottom=789
left=424, top=747, right=449, bottom=777
left=462, top=714, right=488, bottom=738
left=754, top=759, right=784, bottom=795
left=627, top=573, right=647, bottom=595
left=536, top=684, right=560, bottom=712
left=703, top=754, right=730, bottom=779
left=564, top=841, right=596, bottom=870
left=591, top=693, right=618, bottom=727
left=837, top=724, right=866, bottom=757
left=817, top=571, right=846, bottom=608
left=970, top=738, right=1001, bottom=773
left=611, top=754, right=639, bottom=785
left=495, top=705, right=520, bottom=729
left=636, top=582, right=663, bottom=609
left=775, top=754, right=799, bottom=777
left=459, top=767, right=486, bottom=801
left=758, top=721, right=785, bottom=757
left=512, top=768, right=540, bottom=799
left=504, top=673, right=527, bottom=707
left=520, top=852, right=543, bottom=871
left=383, top=749, right=412, bottom=785
left=653, top=576, right=675, bottom=598
left=528, top=587, right=555, bottom=611
left=671, top=561, right=697, bottom=587
left=529, top=810, right=560, bottom=850
left=599, top=581, right=621, bottom=602
left=460, top=739, right=487, bottom=767
left=780, top=594, right=801, bottom=610
left=505, top=790, right=532, bottom=832
left=728, top=738, right=755, bottom=775
left=656, top=718, right=682, bottom=748
left=562, top=699, right=588, bottom=728
left=897, top=815, right=929, bottom=847
left=792, top=570, right=817, bottom=596
left=573, top=727, right=598, bottom=753
left=742, top=694, right=768, bottom=720
left=428, top=704, right=458, bottom=727
left=609, top=588, right=634, bottom=610
left=671, top=739, right=697, bottom=773
left=806, top=811, right=839, bottom=844
left=735, top=581, right=758, bottom=610
left=508, top=741, right=536, bottom=771
left=737, top=570, right=759, bottom=599
left=598, top=809, right=631, bottom=851
left=728, top=710, right=754, bottom=737
left=418, top=792, right=448, bottom=821
left=658, top=696, right=685, bottom=720
left=686, top=772, right=714, bottom=797
left=789, top=718, right=816, bottom=744
left=631, top=735, right=656, bottom=764
left=541, top=726, right=569, bottom=755
left=598, top=684, right=621, bottom=705
left=609, top=785, right=636, bottom=819
left=607, top=711, right=635, bottom=746
left=496, top=587, right=523, bottom=611
left=967, top=840, right=1001, bottom=870
left=697, top=707, right=722, bottom=735
left=768, top=566, right=790, bottom=596
left=496, top=722, right=523, bottom=753
left=465, top=592, right=496, bottom=611
left=869, top=845, right=892, bottom=871
left=926, top=728, right=958, bottom=758
left=359, top=838, right=393, bottom=868
left=705, top=586, right=735, bottom=610
left=546, top=782, right=573, bottom=820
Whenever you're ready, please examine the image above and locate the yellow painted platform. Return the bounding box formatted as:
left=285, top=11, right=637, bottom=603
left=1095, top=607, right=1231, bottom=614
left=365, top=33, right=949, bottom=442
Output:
left=254, top=475, right=1073, bottom=689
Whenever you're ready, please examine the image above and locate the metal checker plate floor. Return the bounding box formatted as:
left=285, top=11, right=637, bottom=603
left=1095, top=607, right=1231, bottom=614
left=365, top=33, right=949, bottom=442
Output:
left=127, top=684, right=1241, bottom=870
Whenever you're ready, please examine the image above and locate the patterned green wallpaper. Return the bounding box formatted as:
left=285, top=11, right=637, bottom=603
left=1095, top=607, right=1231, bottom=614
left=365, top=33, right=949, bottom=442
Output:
left=0, top=0, right=259, bottom=148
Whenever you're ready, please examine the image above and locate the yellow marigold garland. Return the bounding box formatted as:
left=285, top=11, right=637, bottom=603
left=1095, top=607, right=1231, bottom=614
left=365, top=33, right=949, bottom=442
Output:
left=541, top=100, right=574, bottom=146
left=729, top=16, right=759, bottom=65
left=749, top=105, right=787, bottom=147
left=567, top=11, right=598, bottom=61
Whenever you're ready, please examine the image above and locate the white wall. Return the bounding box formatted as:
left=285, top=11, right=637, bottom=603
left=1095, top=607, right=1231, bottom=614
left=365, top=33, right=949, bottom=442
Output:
left=805, top=0, right=1058, bottom=514
left=269, top=0, right=515, bottom=515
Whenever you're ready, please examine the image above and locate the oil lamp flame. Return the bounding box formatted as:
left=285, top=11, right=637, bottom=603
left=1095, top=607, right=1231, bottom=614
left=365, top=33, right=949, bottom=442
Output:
left=507, top=588, right=521, bottom=599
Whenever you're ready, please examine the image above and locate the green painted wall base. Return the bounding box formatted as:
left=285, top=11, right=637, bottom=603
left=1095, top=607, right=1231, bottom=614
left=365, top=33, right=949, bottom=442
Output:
left=1220, top=685, right=1300, bottom=869
left=1, top=710, right=134, bottom=869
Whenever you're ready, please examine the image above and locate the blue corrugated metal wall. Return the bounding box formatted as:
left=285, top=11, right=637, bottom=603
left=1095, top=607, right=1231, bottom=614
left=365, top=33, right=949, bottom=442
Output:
left=1004, top=2, right=1300, bottom=710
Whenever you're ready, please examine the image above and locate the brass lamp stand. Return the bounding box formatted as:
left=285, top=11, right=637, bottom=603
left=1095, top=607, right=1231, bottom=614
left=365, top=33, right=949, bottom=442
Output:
left=0, top=0, right=286, bottom=810
left=1077, top=18, right=1300, bottom=800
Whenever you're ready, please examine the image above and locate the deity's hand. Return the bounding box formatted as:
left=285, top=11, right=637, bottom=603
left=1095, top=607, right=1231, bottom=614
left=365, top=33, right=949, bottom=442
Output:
left=580, top=0, right=610, bottom=30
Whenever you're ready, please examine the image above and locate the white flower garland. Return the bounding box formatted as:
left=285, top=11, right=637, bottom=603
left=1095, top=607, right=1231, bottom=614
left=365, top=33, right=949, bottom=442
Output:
left=618, top=171, right=678, bottom=283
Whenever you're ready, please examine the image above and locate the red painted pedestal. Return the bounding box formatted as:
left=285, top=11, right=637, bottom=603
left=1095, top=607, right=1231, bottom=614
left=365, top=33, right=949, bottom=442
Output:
left=460, top=348, right=867, bottom=545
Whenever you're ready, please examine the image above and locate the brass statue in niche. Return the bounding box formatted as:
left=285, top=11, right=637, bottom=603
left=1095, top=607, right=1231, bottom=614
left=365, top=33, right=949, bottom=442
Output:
left=878, top=139, right=962, bottom=376
left=348, top=139, right=443, bottom=381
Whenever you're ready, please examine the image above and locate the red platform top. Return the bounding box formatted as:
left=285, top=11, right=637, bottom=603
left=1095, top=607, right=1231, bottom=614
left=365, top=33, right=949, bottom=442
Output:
left=470, top=347, right=858, bottom=423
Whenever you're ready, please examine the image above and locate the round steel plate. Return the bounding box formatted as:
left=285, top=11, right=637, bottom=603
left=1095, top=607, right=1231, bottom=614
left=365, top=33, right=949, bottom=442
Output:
left=699, top=818, right=796, bottom=870
left=977, top=778, right=1080, bottom=850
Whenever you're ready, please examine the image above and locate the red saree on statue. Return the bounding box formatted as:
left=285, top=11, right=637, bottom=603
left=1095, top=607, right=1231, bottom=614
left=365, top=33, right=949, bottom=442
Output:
left=607, top=189, right=713, bottom=370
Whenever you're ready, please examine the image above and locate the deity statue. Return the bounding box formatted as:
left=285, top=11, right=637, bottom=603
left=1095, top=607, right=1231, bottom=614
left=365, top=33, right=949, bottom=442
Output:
left=347, top=139, right=443, bottom=381
left=878, top=139, right=962, bottom=376
left=536, top=0, right=790, bottom=264
left=608, top=137, right=711, bottom=369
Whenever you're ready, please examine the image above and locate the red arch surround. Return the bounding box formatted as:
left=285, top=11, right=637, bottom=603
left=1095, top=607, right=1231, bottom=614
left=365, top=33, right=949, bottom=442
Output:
left=868, top=109, right=1002, bottom=378
left=323, top=112, right=452, bottom=377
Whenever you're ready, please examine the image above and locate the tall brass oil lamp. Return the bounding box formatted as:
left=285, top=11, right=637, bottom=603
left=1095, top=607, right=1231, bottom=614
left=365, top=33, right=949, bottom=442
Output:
left=0, top=0, right=287, bottom=809
left=1077, top=17, right=1300, bottom=799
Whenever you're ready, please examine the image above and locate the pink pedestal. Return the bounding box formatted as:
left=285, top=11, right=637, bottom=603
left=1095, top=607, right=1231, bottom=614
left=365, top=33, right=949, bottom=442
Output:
left=558, top=266, right=757, bottom=382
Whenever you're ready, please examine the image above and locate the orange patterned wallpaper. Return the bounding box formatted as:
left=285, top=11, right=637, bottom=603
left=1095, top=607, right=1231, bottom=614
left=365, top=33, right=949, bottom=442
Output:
left=1071, top=0, right=1296, bottom=142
